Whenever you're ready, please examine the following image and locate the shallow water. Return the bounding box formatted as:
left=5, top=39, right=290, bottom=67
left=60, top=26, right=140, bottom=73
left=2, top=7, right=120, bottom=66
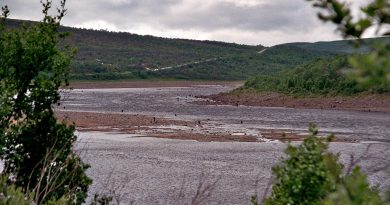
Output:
left=77, top=132, right=390, bottom=205
left=59, top=85, right=390, bottom=204
left=60, top=85, right=390, bottom=142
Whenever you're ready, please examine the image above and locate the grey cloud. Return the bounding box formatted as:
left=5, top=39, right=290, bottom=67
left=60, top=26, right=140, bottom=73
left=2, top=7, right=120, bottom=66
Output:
left=161, top=1, right=319, bottom=32
left=2, top=0, right=346, bottom=45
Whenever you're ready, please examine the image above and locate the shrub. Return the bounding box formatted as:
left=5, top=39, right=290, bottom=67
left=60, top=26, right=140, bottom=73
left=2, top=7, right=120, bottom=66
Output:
left=263, top=125, right=342, bottom=205
left=0, top=1, right=91, bottom=204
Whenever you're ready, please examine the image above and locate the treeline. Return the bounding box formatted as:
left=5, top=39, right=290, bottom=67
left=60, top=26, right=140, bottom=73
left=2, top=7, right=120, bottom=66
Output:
left=244, top=56, right=389, bottom=95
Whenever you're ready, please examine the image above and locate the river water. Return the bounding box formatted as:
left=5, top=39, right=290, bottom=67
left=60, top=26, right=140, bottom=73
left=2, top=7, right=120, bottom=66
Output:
left=59, top=84, right=390, bottom=204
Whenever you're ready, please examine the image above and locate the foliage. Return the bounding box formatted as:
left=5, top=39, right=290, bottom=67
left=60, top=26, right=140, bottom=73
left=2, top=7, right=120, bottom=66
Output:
left=0, top=175, right=70, bottom=205
left=0, top=1, right=91, bottom=204
left=348, top=43, right=390, bottom=92
left=244, top=56, right=375, bottom=95
left=308, top=0, right=390, bottom=90
left=0, top=175, right=31, bottom=205
left=308, top=0, right=389, bottom=38
left=264, top=125, right=342, bottom=205
left=323, top=167, right=382, bottom=205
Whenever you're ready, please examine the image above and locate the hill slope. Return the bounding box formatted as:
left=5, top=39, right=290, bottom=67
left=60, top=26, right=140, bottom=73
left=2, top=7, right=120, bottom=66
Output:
left=281, top=37, right=390, bottom=54
left=5, top=19, right=389, bottom=80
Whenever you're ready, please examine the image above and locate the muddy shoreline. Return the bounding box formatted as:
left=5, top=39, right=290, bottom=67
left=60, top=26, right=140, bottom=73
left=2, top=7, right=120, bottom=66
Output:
left=196, top=91, right=390, bottom=113
left=57, top=111, right=356, bottom=143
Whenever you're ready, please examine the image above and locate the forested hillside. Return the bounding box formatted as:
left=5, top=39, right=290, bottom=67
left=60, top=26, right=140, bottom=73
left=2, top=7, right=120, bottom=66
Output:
left=243, top=56, right=389, bottom=95
left=5, top=19, right=388, bottom=80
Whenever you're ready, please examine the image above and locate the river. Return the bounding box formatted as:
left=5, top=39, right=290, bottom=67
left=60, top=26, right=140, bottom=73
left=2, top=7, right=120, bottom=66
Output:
left=59, top=84, right=390, bottom=204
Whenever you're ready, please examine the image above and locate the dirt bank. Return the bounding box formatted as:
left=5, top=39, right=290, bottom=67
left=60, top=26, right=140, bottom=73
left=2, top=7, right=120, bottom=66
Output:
left=196, top=91, right=390, bottom=112
left=65, top=80, right=243, bottom=89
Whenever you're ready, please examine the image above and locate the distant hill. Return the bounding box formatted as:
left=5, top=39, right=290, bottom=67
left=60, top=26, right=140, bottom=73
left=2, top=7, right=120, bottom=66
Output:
left=5, top=19, right=389, bottom=80
left=281, top=37, right=390, bottom=54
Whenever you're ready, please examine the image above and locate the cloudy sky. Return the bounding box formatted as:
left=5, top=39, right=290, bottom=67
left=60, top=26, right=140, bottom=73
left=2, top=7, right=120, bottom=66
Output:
left=2, top=0, right=371, bottom=46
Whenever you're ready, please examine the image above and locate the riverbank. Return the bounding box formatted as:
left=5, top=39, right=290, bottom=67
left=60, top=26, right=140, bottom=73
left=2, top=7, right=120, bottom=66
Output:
left=196, top=91, right=390, bottom=112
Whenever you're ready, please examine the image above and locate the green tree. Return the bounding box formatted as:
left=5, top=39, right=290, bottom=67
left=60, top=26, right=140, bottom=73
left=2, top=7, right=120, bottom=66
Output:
left=0, top=1, right=91, bottom=204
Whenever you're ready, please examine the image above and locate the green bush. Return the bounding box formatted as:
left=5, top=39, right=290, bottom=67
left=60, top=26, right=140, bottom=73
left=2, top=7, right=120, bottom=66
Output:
left=263, top=125, right=341, bottom=205
left=0, top=1, right=91, bottom=204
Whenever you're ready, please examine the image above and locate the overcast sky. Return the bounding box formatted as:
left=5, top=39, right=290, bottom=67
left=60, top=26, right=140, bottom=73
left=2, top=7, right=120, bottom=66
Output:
left=2, top=0, right=372, bottom=46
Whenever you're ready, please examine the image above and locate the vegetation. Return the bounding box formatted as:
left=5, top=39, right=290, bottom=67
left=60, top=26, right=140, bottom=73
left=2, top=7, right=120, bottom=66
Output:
left=152, top=45, right=335, bottom=80
left=263, top=126, right=340, bottom=205
left=6, top=19, right=387, bottom=81
left=0, top=1, right=91, bottom=204
left=243, top=56, right=375, bottom=95
left=0, top=0, right=388, bottom=204
left=5, top=19, right=259, bottom=80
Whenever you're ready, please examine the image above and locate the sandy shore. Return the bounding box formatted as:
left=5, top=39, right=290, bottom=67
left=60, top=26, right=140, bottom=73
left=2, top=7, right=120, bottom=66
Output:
left=196, top=91, right=390, bottom=112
